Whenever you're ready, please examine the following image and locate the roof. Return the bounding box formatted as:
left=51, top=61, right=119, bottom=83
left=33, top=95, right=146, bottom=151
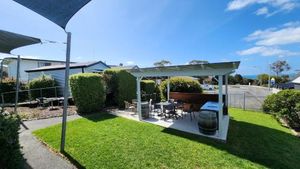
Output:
left=0, top=29, right=41, bottom=54
left=109, top=65, right=139, bottom=70
left=127, top=61, right=240, bottom=77
left=4, top=57, right=67, bottom=63
left=26, top=61, right=110, bottom=72
left=292, top=76, right=300, bottom=84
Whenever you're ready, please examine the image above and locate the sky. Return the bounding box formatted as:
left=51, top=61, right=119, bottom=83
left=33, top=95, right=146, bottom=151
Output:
left=0, top=0, right=299, bottom=75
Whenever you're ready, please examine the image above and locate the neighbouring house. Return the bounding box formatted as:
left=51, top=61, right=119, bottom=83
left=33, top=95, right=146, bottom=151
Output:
left=3, top=57, right=66, bottom=81
left=292, top=76, right=300, bottom=90
left=109, top=65, right=139, bottom=70
left=25, top=61, right=110, bottom=88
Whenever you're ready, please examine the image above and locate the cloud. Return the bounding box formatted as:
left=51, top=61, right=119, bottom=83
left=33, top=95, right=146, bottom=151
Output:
left=255, top=7, right=269, bottom=15
left=126, top=61, right=135, bottom=65
left=237, top=46, right=300, bottom=57
left=237, top=21, right=300, bottom=57
left=227, top=0, right=298, bottom=16
left=245, top=22, right=300, bottom=46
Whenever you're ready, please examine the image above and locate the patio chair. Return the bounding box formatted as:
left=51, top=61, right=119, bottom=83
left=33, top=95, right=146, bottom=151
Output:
left=164, top=103, right=180, bottom=120
left=175, top=99, right=184, bottom=119
left=124, top=101, right=136, bottom=112
left=182, top=103, right=195, bottom=121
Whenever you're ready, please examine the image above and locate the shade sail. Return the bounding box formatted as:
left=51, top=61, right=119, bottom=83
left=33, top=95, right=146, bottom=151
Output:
left=0, top=29, right=41, bottom=54
left=13, top=0, right=91, bottom=29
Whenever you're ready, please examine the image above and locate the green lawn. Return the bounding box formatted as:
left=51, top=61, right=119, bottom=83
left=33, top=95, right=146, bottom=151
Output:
left=33, top=108, right=300, bottom=169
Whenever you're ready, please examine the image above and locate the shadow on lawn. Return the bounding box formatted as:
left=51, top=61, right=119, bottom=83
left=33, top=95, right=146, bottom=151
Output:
left=62, top=151, right=86, bottom=169
left=162, top=117, right=300, bottom=169
left=80, top=112, right=116, bottom=122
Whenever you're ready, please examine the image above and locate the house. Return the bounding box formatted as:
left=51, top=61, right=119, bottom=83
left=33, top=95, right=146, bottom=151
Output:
left=3, top=57, right=66, bottom=81
left=25, top=61, right=110, bottom=87
left=292, top=76, right=300, bottom=90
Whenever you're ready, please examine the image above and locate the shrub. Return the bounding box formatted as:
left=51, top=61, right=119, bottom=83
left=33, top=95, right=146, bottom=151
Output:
left=27, top=74, right=57, bottom=99
left=141, top=80, right=156, bottom=101
left=0, top=78, right=28, bottom=103
left=141, top=80, right=156, bottom=94
left=70, top=73, right=106, bottom=114
left=0, top=111, right=23, bottom=169
left=116, top=70, right=136, bottom=108
left=160, top=77, right=202, bottom=101
left=103, top=68, right=136, bottom=108
left=263, top=90, right=300, bottom=128
left=103, top=69, right=120, bottom=106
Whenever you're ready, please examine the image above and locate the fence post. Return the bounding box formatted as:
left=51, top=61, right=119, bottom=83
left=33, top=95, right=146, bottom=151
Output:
left=243, top=93, right=246, bottom=111
left=54, top=87, right=57, bottom=98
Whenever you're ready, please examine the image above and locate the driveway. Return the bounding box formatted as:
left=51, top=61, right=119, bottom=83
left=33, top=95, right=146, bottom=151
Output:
left=19, top=115, right=82, bottom=169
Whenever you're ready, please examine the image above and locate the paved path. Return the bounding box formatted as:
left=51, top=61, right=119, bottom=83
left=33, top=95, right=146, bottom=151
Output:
left=19, top=115, right=82, bottom=169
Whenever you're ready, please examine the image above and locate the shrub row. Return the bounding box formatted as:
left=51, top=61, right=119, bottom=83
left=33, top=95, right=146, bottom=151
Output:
left=70, top=73, right=106, bottom=114
left=27, top=74, right=57, bottom=99
left=0, top=78, right=27, bottom=103
left=0, top=111, right=23, bottom=169
left=160, top=77, right=202, bottom=101
left=263, top=90, right=300, bottom=128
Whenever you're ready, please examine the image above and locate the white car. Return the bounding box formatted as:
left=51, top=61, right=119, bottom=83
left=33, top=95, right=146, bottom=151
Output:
left=202, top=84, right=213, bottom=90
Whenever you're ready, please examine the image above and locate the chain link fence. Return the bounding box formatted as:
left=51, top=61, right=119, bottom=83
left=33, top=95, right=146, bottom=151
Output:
left=228, top=93, right=267, bottom=111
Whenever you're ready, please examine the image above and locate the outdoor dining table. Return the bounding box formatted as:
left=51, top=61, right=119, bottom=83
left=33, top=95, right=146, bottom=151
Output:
left=45, top=97, right=64, bottom=109
left=155, top=101, right=173, bottom=116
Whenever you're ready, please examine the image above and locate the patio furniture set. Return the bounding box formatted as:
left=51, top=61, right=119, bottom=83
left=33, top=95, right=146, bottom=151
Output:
left=125, top=99, right=220, bottom=135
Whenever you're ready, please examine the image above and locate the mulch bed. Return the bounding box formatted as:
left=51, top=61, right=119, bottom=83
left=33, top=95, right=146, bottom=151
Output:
left=4, top=106, right=78, bottom=121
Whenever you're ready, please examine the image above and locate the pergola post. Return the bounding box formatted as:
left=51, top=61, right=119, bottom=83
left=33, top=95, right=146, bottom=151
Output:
left=14, top=55, right=21, bottom=113
left=136, top=76, right=142, bottom=121
left=167, top=76, right=170, bottom=101
left=218, top=75, right=223, bottom=136
left=225, top=74, right=228, bottom=107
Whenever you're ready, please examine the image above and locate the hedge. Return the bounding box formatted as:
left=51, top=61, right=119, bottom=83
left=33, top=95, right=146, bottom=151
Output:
left=263, top=89, right=300, bottom=128
left=27, top=74, right=57, bottom=100
left=160, top=77, right=202, bottom=101
left=0, top=111, right=23, bottom=169
left=70, top=73, right=106, bottom=114
left=0, top=78, right=27, bottom=103
left=141, top=80, right=160, bottom=102
left=103, top=68, right=136, bottom=108
left=141, top=80, right=155, bottom=94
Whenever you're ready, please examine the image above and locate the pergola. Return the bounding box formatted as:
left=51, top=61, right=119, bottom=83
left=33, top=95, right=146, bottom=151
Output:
left=128, top=61, right=240, bottom=140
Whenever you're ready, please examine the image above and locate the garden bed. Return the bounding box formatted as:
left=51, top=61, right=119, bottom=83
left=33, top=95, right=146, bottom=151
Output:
left=4, top=106, right=77, bottom=121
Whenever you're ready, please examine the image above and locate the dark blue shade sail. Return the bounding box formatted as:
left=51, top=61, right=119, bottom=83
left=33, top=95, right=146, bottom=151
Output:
left=13, top=0, right=91, bottom=29
left=0, top=30, right=41, bottom=54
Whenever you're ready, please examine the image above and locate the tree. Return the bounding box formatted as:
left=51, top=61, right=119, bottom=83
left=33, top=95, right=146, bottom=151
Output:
left=234, top=74, right=243, bottom=84
left=228, top=75, right=236, bottom=85
left=257, top=74, right=269, bottom=85
left=271, top=60, right=291, bottom=76
left=188, top=60, right=208, bottom=65
left=153, top=60, right=171, bottom=67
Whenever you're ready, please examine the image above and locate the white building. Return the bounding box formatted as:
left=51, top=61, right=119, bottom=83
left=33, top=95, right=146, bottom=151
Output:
left=26, top=61, right=110, bottom=87
left=292, top=76, right=300, bottom=90
left=3, top=57, right=66, bottom=81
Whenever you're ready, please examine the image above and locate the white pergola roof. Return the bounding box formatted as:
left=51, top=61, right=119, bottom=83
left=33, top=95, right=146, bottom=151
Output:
left=128, top=61, right=240, bottom=77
